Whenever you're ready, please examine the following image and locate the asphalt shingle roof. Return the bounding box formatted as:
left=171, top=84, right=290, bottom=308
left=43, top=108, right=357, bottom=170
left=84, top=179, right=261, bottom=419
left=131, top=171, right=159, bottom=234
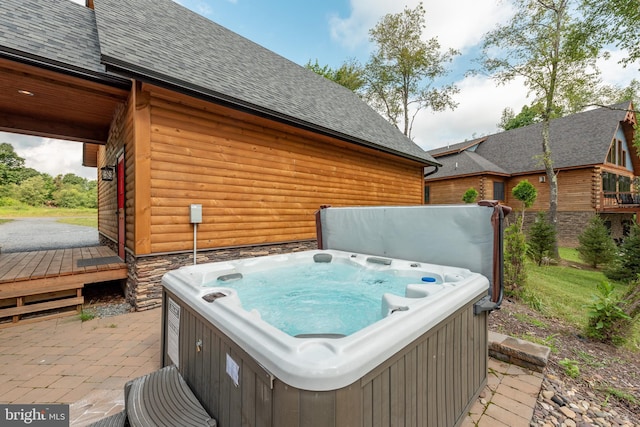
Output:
left=0, top=0, right=106, bottom=76
left=90, top=0, right=437, bottom=164
left=426, top=102, right=632, bottom=179
left=0, top=0, right=437, bottom=165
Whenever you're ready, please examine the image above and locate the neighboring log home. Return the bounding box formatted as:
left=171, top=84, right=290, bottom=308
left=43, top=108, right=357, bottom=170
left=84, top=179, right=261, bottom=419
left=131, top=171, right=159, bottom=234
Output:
left=0, top=0, right=439, bottom=309
left=424, top=102, right=639, bottom=246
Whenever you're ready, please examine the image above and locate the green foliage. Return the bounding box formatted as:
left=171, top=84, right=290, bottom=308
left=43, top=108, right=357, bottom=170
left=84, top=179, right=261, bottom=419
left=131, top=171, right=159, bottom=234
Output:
left=527, top=212, right=557, bottom=266
left=598, top=386, right=640, bottom=408
left=504, top=217, right=527, bottom=297
left=0, top=143, right=97, bottom=209
left=585, top=281, right=631, bottom=345
left=580, top=0, right=640, bottom=68
left=16, top=176, right=49, bottom=206
left=577, top=216, right=617, bottom=268
left=479, top=0, right=605, bottom=261
left=604, top=223, right=640, bottom=283
left=512, top=179, right=537, bottom=230
left=0, top=196, right=20, bottom=207
left=512, top=179, right=537, bottom=208
left=53, top=187, right=84, bottom=208
left=559, top=358, right=580, bottom=378
left=499, top=102, right=564, bottom=130
left=0, top=142, right=25, bottom=169
left=362, top=2, right=459, bottom=138
left=461, top=187, right=478, bottom=203
left=304, top=59, right=365, bottom=92
left=0, top=143, right=27, bottom=186
left=79, top=309, right=96, bottom=322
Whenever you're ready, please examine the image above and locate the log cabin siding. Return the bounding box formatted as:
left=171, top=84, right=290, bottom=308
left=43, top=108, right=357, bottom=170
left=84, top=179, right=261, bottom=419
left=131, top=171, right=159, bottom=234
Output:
left=427, top=176, right=483, bottom=204
left=430, top=168, right=598, bottom=213
left=145, top=87, right=424, bottom=254
left=505, top=169, right=595, bottom=212
left=98, top=101, right=132, bottom=244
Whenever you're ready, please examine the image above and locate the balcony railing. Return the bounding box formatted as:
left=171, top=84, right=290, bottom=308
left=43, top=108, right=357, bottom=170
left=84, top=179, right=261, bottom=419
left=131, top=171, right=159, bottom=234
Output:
left=600, top=191, right=640, bottom=209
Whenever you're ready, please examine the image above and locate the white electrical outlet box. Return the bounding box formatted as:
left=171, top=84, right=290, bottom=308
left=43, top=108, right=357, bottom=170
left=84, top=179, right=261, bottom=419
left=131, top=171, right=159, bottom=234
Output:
left=190, top=204, right=202, bottom=223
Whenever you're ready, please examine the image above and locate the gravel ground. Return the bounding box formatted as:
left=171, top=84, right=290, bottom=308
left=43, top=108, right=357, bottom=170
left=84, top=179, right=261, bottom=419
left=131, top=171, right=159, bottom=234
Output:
left=0, top=217, right=99, bottom=252
left=490, top=299, right=639, bottom=427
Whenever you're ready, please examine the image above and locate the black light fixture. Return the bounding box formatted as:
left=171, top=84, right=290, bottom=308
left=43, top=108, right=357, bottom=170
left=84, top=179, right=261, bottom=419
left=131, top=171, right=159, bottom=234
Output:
left=101, top=165, right=116, bottom=181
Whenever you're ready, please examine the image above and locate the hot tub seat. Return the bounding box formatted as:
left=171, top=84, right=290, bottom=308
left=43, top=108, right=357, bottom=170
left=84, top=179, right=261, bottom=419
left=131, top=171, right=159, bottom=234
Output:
left=88, top=366, right=216, bottom=427
left=127, top=365, right=216, bottom=427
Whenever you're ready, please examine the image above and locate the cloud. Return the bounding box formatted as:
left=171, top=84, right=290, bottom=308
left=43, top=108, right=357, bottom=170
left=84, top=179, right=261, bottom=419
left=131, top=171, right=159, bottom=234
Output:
left=412, top=74, right=530, bottom=150
left=8, top=135, right=97, bottom=180
left=598, top=50, right=640, bottom=87
left=329, top=0, right=514, bottom=54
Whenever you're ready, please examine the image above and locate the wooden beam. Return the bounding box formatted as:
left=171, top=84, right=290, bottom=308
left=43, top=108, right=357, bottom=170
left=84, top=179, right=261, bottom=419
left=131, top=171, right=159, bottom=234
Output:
left=133, top=83, right=152, bottom=254
left=0, top=268, right=127, bottom=297
left=0, top=111, right=109, bottom=144
left=0, top=296, right=84, bottom=318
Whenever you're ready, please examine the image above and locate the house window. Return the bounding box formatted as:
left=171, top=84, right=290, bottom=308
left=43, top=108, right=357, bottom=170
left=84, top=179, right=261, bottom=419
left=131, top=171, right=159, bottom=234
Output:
left=619, top=175, right=631, bottom=192
left=493, top=182, right=505, bottom=201
left=602, top=172, right=617, bottom=193
left=606, top=139, right=627, bottom=167
left=424, top=185, right=430, bottom=204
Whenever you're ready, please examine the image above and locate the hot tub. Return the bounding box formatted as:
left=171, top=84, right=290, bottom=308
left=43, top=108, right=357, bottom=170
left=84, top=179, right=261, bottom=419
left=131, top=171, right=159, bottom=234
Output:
left=161, top=249, right=491, bottom=427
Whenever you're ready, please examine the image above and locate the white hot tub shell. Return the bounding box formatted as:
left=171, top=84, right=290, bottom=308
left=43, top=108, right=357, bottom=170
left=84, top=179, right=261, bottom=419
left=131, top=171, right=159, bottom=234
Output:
left=161, top=203, right=508, bottom=427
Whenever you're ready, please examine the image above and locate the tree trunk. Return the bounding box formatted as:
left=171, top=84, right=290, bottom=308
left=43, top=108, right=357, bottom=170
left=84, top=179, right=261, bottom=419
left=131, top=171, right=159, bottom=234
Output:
left=541, top=120, right=560, bottom=258
left=541, top=0, right=565, bottom=260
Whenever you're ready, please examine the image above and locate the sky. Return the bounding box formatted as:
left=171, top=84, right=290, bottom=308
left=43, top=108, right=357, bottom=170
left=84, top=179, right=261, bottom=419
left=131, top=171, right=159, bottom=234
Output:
left=2, top=0, right=638, bottom=180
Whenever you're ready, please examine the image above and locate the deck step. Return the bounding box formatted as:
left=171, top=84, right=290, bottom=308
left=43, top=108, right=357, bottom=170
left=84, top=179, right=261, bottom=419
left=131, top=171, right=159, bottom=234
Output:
left=126, top=365, right=216, bottom=427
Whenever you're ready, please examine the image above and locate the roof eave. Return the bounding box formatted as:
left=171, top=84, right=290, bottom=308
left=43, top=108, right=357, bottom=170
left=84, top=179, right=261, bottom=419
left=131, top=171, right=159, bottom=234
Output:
left=102, top=57, right=439, bottom=167
left=0, top=48, right=131, bottom=90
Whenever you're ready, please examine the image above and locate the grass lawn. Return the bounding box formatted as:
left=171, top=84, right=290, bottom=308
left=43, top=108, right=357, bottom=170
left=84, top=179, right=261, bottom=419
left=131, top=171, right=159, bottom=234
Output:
left=0, top=207, right=97, bottom=228
left=57, top=217, right=98, bottom=228
left=0, top=206, right=97, bottom=218
left=526, top=254, right=639, bottom=349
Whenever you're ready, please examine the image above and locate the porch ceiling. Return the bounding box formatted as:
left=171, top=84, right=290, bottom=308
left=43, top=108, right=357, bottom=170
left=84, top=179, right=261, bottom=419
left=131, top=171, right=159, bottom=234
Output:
left=0, top=58, right=130, bottom=144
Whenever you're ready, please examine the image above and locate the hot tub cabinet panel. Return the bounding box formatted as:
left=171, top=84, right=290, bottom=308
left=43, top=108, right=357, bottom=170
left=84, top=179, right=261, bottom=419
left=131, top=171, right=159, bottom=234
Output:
left=162, top=288, right=487, bottom=427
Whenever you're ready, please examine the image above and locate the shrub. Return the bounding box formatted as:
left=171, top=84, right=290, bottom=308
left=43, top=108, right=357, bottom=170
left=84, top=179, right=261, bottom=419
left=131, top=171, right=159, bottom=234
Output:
left=0, top=196, right=21, bottom=207
left=512, top=179, right=537, bottom=229
left=504, top=217, right=527, bottom=297
left=577, top=216, right=617, bottom=268
left=462, top=187, right=478, bottom=203
left=16, top=176, right=49, bottom=206
left=604, top=223, right=640, bottom=283
left=585, top=281, right=631, bottom=345
left=527, top=212, right=556, bottom=266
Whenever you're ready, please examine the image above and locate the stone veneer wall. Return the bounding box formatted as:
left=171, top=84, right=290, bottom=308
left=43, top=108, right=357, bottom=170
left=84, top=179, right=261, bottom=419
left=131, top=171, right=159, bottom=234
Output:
left=125, top=241, right=318, bottom=310
left=515, top=211, right=635, bottom=247
left=513, top=211, right=596, bottom=247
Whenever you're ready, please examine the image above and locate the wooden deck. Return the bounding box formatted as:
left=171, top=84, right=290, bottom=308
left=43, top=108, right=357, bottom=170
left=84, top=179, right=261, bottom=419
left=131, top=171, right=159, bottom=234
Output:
left=0, top=246, right=128, bottom=327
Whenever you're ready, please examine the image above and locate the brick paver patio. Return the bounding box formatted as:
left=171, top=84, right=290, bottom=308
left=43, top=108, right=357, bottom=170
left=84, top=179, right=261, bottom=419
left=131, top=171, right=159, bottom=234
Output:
left=0, top=308, right=542, bottom=426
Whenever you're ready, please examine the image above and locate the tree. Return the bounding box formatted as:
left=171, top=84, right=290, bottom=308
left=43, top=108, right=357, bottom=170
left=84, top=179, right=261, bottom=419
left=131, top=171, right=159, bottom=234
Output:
left=498, top=102, right=564, bottom=131
left=479, top=0, right=603, bottom=259
left=511, top=179, right=537, bottom=230
left=0, top=142, right=26, bottom=185
left=580, top=0, right=640, bottom=69
left=527, top=212, right=557, bottom=266
left=577, top=216, right=617, bottom=268
left=504, top=217, right=527, bottom=297
left=605, top=223, right=640, bottom=283
left=362, top=2, right=459, bottom=139
left=462, top=188, right=478, bottom=204
left=16, top=176, right=49, bottom=206
left=305, top=59, right=365, bottom=92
